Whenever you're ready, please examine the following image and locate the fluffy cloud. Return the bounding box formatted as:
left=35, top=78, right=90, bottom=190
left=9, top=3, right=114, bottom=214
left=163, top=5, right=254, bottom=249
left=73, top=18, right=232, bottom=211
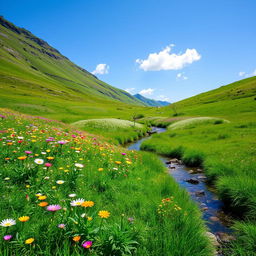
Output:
left=139, top=88, right=154, bottom=96
left=176, top=72, right=188, bottom=80
left=239, top=71, right=246, bottom=77
left=238, top=69, right=256, bottom=78
left=92, top=64, right=109, bottom=75
left=125, top=88, right=135, bottom=94
left=157, top=95, right=170, bottom=102
left=136, top=44, right=201, bottom=71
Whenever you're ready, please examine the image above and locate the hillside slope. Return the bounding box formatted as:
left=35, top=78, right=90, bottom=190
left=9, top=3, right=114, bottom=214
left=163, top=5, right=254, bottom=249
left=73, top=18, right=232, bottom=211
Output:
left=133, top=93, right=170, bottom=107
left=0, top=16, right=145, bottom=122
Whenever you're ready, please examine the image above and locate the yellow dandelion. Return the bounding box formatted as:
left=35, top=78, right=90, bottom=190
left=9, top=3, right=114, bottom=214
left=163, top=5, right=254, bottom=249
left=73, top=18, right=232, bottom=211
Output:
left=98, top=168, right=103, bottom=172
left=38, top=195, right=47, bottom=200
left=25, top=238, right=34, bottom=244
left=98, top=210, right=110, bottom=219
left=81, top=201, right=95, bottom=208
left=19, top=216, right=30, bottom=222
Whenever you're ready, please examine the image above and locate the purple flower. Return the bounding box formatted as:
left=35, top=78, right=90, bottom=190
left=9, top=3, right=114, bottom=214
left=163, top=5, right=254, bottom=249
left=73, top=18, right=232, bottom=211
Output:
left=3, top=235, right=12, bottom=241
left=121, top=153, right=126, bottom=155
left=82, top=241, right=92, bottom=248
left=46, top=137, right=55, bottom=142
left=58, top=223, right=66, bottom=229
left=58, top=140, right=67, bottom=145
left=46, top=204, right=62, bottom=212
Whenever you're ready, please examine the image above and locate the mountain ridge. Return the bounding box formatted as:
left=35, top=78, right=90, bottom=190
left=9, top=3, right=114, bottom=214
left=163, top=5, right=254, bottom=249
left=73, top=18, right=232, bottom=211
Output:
left=133, top=93, right=170, bottom=107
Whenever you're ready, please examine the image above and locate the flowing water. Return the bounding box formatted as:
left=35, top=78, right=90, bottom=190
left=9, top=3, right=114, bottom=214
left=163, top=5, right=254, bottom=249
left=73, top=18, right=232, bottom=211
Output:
left=126, top=127, right=233, bottom=247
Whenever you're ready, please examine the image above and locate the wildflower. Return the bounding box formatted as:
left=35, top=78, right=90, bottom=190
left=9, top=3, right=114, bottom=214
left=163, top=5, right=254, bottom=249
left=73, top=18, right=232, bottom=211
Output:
left=46, top=149, right=51, bottom=152
left=87, top=217, right=93, bottom=221
left=72, top=236, right=81, bottom=242
left=115, top=161, right=121, bottom=165
left=18, top=156, right=27, bottom=160
left=38, top=202, right=48, bottom=207
left=34, top=158, right=44, bottom=165
left=82, top=241, right=92, bottom=248
left=126, top=161, right=132, bottom=164
left=0, top=219, right=16, bottom=227
left=58, top=224, right=66, bottom=229
left=38, top=195, right=47, bottom=200
left=47, top=156, right=54, bottom=160
left=70, top=198, right=84, bottom=206
left=52, top=186, right=57, bottom=190
left=98, top=210, right=110, bottom=219
left=25, top=238, right=34, bottom=244
left=81, top=201, right=95, bottom=208
left=75, top=163, right=84, bottom=168
left=26, top=185, right=30, bottom=188
left=45, top=163, right=52, bottom=167
left=19, top=216, right=30, bottom=222
left=58, top=140, right=67, bottom=145
left=98, top=168, right=104, bottom=171
left=68, top=193, right=76, bottom=198
left=56, top=180, right=65, bottom=184
left=4, top=177, right=10, bottom=181
left=3, top=235, right=12, bottom=241
left=46, top=204, right=62, bottom=212
left=25, top=151, right=32, bottom=154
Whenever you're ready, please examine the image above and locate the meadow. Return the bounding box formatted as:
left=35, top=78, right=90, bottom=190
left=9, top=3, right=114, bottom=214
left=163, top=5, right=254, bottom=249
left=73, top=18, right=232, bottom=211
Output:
left=140, top=85, right=256, bottom=255
left=72, top=118, right=148, bottom=145
left=0, top=108, right=213, bottom=256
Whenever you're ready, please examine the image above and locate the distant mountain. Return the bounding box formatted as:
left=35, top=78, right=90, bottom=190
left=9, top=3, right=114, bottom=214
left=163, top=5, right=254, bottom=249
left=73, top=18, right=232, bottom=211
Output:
left=0, top=16, right=145, bottom=121
left=133, top=94, right=170, bottom=107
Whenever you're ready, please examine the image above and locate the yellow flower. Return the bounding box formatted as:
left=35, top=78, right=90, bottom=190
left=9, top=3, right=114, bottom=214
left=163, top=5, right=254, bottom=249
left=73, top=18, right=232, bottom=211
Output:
left=25, top=238, right=34, bottom=244
left=47, top=156, right=54, bottom=160
left=35, top=154, right=39, bottom=156
left=18, top=156, right=27, bottom=160
left=38, top=195, right=47, bottom=200
left=98, top=210, right=110, bottom=219
left=52, top=186, right=56, bottom=190
left=19, top=216, right=30, bottom=222
left=87, top=217, right=93, bottom=221
left=126, top=161, right=132, bottom=164
left=115, top=161, right=121, bottom=165
left=26, top=185, right=30, bottom=188
left=46, top=149, right=51, bottom=152
left=81, top=201, right=95, bottom=208
left=98, top=168, right=103, bottom=172
left=72, top=236, right=81, bottom=242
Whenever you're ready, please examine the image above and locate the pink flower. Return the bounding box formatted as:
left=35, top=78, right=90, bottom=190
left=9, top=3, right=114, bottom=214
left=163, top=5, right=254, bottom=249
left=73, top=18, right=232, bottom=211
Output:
left=3, top=235, right=12, bottom=241
left=82, top=241, right=92, bottom=249
left=25, top=151, right=32, bottom=154
left=46, top=204, right=62, bottom=212
left=58, top=140, right=67, bottom=145
left=58, top=224, right=66, bottom=229
left=45, top=163, right=52, bottom=167
left=121, top=153, right=126, bottom=155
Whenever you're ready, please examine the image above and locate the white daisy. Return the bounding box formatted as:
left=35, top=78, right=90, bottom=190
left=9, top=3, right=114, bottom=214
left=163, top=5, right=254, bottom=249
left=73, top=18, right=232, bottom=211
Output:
left=70, top=198, right=85, bottom=206
left=68, top=193, right=77, bottom=198
left=34, top=158, right=44, bottom=165
left=56, top=180, right=65, bottom=185
left=0, top=219, right=16, bottom=227
left=75, top=163, right=84, bottom=168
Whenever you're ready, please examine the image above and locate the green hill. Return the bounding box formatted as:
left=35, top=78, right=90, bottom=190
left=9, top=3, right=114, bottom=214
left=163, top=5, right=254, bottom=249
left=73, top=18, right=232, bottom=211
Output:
left=0, top=16, right=146, bottom=122
left=133, top=93, right=170, bottom=107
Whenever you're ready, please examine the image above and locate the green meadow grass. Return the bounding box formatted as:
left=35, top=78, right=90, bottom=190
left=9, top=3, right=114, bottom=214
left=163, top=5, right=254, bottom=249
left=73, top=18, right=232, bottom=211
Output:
left=0, top=109, right=213, bottom=256
left=140, top=77, right=256, bottom=256
left=72, top=118, right=148, bottom=145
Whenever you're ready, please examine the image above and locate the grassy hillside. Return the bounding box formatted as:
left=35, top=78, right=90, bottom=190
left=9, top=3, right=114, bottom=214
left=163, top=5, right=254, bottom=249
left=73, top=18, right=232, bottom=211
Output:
left=140, top=77, right=256, bottom=255
left=0, top=108, right=213, bottom=255
left=0, top=17, right=150, bottom=123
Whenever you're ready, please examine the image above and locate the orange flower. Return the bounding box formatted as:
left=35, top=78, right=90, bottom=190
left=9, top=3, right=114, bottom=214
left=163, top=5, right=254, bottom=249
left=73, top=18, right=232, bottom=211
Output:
left=115, top=161, right=121, bottom=165
left=38, top=202, right=48, bottom=207
left=72, top=236, right=81, bottom=242
left=81, top=201, right=95, bottom=208
left=18, top=156, right=27, bottom=160
left=19, top=216, right=30, bottom=222
left=98, top=210, right=110, bottom=219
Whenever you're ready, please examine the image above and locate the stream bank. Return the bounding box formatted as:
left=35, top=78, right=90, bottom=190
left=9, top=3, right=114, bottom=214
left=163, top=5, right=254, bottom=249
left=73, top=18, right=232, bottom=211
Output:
left=126, top=127, right=235, bottom=254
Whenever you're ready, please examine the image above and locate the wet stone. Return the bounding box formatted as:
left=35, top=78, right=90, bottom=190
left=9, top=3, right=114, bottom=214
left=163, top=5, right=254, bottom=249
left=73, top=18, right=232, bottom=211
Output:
left=185, top=178, right=199, bottom=184
left=210, top=216, right=220, bottom=222
left=195, top=190, right=205, bottom=196
left=216, top=232, right=236, bottom=243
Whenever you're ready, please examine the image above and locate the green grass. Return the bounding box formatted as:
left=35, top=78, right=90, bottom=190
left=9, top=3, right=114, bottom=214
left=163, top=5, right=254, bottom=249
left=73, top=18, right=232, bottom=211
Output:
left=72, top=118, right=148, bottom=145
left=140, top=77, right=256, bottom=256
left=0, top=109, right=213, bottom=256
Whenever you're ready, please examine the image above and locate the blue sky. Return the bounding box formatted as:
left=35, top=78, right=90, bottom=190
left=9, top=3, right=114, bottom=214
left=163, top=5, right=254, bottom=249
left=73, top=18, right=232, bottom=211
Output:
left=1, top=0, right=256, bottom=102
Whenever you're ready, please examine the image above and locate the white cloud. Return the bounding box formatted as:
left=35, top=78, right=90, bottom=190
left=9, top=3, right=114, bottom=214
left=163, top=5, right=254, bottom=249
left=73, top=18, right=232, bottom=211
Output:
left=157, top=95, right=170, bottom=102
left=125, top=88, right=135, bottom=94
left=238, top=69, right=256, bottom=78
left=139, top=88, right=154, bottom=96
left=136, top=44, right=201, bottom=71
left=176, top=72, right=188, bottom=80
left=92, top=64, right=109, bottom=75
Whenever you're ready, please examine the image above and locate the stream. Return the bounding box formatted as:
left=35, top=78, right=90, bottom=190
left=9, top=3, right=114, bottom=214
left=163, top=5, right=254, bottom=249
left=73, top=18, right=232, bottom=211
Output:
left=126, top=127, right=234, bottom=251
